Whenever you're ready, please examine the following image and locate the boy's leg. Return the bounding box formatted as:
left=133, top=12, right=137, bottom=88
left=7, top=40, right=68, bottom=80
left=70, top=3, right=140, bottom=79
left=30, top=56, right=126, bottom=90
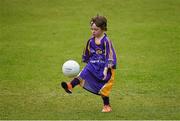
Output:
left=70, top=78, right=80, bottom=88
left=102, top=96, right=110, bottom=105
left=61, top=78, right=80, bottom=94
left=101, top=95, right=112, bottom=112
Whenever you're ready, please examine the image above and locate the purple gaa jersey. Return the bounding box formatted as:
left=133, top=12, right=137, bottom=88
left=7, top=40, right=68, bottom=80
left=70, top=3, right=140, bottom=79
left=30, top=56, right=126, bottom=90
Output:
left=78, top=34, right=117, bottom=96
left=82, top=34, right=117, bottom=80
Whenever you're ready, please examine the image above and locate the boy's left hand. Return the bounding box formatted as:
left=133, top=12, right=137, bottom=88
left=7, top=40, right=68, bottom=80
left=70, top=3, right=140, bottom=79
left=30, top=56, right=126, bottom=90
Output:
left=102, top=67, right=108, bottom=80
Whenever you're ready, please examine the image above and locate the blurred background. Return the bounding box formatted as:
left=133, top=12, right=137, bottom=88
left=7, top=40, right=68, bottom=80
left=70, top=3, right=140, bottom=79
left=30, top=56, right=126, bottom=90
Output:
left=0, top=0, right=180, bottom=119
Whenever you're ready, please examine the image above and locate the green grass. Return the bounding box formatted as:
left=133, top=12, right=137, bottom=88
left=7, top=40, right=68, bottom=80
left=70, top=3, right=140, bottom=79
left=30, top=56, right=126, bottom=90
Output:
left=0, top=0, right=180, bottom=120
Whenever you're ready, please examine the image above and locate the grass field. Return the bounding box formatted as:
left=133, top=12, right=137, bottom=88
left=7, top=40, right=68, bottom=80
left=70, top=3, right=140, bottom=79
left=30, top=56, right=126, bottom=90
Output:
left=0, top=0, right=180, bottom=120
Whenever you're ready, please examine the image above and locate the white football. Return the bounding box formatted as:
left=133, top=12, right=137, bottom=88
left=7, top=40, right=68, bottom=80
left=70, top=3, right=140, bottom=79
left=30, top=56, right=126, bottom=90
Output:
left=62, top=60, right=80, bottom=77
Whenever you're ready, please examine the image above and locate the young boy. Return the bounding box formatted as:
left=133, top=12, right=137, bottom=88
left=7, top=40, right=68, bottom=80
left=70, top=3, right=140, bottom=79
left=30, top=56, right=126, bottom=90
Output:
left=61, top=15, right=117, bottom=112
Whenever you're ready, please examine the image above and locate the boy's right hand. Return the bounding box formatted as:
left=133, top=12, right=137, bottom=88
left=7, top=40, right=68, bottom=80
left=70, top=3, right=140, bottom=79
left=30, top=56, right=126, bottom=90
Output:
left=102, top=67, right=108, bottom=80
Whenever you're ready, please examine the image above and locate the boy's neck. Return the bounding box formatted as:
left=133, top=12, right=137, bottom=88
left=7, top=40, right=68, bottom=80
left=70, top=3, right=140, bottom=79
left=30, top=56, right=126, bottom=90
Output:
left=95, top=32, right=105, bottom=40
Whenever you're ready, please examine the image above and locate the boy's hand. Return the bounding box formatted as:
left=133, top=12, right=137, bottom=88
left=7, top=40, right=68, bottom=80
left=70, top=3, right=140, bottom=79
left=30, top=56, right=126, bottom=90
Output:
left=102, top=67, right=108, bottom=80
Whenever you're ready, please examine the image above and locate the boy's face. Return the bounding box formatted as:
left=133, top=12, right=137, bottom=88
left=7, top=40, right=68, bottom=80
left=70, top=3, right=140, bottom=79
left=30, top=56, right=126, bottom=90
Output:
left=91, top=23, right=104, bottom=38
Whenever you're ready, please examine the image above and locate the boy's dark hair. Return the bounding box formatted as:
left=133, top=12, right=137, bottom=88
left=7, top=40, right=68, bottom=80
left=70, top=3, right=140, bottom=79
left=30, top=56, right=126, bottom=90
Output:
left=90, top=15, right=107, bottom=31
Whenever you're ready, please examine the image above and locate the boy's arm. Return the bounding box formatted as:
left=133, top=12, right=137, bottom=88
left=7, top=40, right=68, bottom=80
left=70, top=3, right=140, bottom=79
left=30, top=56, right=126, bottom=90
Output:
left=103, top=40, right=116, bottom=80
left=104, top=40, right=116, bottom=69
left=82, top=39, right=91, bottom=63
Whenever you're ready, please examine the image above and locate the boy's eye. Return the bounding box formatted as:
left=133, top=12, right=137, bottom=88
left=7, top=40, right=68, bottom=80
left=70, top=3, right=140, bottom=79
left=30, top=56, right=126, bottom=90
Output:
left=91, top=28, right=99, bottom=31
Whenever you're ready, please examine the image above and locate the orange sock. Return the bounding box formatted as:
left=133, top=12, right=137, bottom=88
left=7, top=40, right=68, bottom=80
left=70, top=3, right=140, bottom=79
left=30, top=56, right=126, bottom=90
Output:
left=67, top=82, right=72, bottom=90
